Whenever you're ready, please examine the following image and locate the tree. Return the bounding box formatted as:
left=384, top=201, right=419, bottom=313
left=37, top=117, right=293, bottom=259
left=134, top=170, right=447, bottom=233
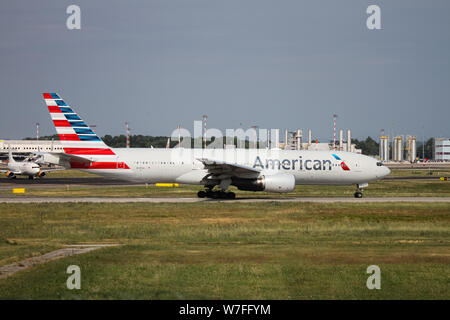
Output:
left=352, top=136, right=379, bottom=156
left=417, top=138, right=434, bottom=160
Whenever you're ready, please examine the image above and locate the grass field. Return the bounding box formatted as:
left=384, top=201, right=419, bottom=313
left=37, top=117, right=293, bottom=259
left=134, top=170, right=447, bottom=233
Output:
left=0, top=202, right=449, bottom=299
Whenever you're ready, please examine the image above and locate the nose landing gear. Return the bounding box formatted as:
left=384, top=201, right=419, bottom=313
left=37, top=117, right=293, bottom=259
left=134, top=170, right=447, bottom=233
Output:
left=354, top=184, right=363, bottom=198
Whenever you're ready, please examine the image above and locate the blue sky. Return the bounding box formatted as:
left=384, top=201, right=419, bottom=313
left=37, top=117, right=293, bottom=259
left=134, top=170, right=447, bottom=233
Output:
left=0, top=0, right=449, bottom=141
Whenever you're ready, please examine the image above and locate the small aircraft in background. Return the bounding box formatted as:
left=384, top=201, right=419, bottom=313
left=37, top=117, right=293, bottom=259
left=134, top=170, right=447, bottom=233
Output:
left=0, top=147, right=64, bottom=180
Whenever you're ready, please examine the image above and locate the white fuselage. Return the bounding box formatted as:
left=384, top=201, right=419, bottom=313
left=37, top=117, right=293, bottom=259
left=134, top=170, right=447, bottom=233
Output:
left=76, top=148, right=390, bottom=186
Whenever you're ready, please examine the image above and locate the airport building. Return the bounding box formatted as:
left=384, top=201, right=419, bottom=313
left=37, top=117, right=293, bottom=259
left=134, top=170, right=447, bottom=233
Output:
left=434, top=138, right=450, bottom=161
left=0, top=139, right=63, bottom=153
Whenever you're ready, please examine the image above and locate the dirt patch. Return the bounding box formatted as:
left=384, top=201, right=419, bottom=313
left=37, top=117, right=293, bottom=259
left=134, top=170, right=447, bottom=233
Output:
left=0, top=244, right=119, bottom=279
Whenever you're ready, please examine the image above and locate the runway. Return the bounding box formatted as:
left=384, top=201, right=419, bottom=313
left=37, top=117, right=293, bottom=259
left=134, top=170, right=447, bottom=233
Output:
left=1, top=196, right=450, bottom=203
left=0, top=175, right=447, bottom=191
left=0, top=177, right=138, bottom=190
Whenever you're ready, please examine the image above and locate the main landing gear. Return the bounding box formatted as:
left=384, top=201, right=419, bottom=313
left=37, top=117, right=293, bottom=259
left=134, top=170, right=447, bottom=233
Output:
left=197, top=188, right=236, bottom=199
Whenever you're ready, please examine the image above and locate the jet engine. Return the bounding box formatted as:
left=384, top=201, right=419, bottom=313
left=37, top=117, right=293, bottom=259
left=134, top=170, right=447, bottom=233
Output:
left=6, top=171, right=15, bottom=178
left=231, top=173, right=295, bottom=193
left=37, top=171, right=46, bottom=178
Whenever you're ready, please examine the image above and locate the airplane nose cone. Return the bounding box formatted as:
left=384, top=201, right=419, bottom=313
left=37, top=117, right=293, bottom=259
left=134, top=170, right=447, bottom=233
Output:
left=375, top=164, right=390, bottom=179
left=383, top=166, right=391, bottom=177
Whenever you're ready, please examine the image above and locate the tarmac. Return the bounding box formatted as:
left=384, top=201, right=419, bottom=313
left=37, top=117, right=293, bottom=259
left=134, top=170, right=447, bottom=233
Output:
left=0, top=177, right=137, bottom=189
left=0, top=196, right=449, bottom=203
left=0, top=174, right=447, bottom=191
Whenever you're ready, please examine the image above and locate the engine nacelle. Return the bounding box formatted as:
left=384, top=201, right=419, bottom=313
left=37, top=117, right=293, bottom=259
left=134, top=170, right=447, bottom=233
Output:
left=262, top=173, right=296, bottom=193
left=232, top=173, right=295, bottom=193
left=6, top=171, right=15, bottom=178
left=38, top=171, right=46, bottom=178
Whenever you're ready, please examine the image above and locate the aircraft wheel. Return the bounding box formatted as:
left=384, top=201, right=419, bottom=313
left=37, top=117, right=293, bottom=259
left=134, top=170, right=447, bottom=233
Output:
left=197, top=191, right=206, bottom=198
left=219, top=191, right=229, bottom=199
left=227, top=192, right=236, bottom=199
left=354, top=192, right=363, bottom=198
left=210, top=191, right=219, bottom=199
left=28, top=175, right=34, bottom=180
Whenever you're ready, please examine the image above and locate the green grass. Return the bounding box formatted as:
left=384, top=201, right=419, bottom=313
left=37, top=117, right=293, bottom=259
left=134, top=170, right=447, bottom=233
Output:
left=0, top=202, right=449, bottom=299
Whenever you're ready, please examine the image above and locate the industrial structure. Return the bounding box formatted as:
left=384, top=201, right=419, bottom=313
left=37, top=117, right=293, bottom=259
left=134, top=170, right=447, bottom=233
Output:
left=280, top=128, right=360, bottom=153
left=380, top=134, right=418, bottom=163
left=125, top=121, right=130, bottom=148
left=393, top=136, right=404, bottom=162
left=379, top=136, right=389, bottom=162
left=406, top=135, right=417, bottom=163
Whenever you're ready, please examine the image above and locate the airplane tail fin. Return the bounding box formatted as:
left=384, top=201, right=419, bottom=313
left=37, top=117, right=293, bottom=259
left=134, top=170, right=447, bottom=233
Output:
left=42, top=93, right=115, bottom=157
left=42, top=93, right=130, bottom=170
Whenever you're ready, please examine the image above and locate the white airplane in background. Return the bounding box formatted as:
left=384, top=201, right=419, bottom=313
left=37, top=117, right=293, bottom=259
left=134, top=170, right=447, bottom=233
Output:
left=1, top=147, right=63, bottom=180
left=40, top=93, right=390, bottom=198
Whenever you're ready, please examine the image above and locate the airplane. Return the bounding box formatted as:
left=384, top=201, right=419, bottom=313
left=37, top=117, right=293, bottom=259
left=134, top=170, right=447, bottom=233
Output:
left=40, top=93, right=390, bottom=199
left=0, top=147, right=64, bottom=179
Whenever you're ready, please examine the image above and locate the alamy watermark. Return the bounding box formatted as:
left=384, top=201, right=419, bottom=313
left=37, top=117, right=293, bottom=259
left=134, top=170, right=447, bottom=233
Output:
left=367, top=5, right=381, bottom=30
left=66, top=265, right=81, bottom=290
left=66, top=5, right=81, bottom=30
left=366, top=265, right=381, bottom=290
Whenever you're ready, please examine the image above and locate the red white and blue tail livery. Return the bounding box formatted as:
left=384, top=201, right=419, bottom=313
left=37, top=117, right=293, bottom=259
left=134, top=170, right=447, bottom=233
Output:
left=43, top=93, right=129, bottom=170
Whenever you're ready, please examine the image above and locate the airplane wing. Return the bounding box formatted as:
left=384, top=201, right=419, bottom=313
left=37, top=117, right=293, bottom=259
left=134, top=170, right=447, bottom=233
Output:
left=0, top=169, right=21, bottom=174
left=36, top=152, right=92, bottom=168
left=197, top=158, right=261, bottom=177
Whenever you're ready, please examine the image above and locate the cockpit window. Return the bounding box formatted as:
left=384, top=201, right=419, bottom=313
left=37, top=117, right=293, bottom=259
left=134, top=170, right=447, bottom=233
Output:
left=376, top=162, right=383, bottom=166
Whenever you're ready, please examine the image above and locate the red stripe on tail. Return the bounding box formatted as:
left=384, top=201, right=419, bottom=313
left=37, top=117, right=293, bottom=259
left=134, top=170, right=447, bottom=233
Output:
left=53, top=120, right=71, bottom=127
left=58, top=134, right=80, bottom=141
left=48, top=106, right=62, bottom=113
